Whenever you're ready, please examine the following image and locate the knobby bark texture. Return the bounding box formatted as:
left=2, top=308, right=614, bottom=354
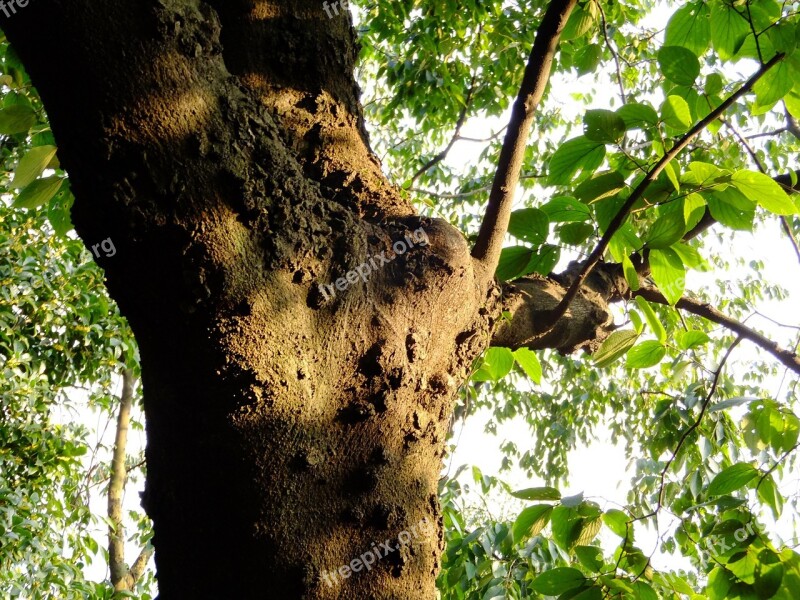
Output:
left=3, top=1, right=615, bottom=597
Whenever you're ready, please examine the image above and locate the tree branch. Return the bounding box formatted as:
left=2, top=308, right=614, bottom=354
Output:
left=410, top=173, right=543, bottom=200
left=537, top=53, right=785, bottom=333
left=115, top=544, right=155, bottom=592
left=633, top=286, right=800, bottom=376
left=406, top=72, right=479, bottom=186
left=471, top=0, right=578, bottom=284
left=490, top=274, right=615, bottom=353
left=596, top=1, right=626, bottom=104
left=651, top=336, right=742, bottom=515
left=109, top=369, right=135, bottom=591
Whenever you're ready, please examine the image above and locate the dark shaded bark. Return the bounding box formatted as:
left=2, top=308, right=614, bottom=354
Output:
left=2, top=1, right=615, bottom=597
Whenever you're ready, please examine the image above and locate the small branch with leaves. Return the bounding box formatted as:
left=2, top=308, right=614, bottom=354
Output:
left=108, top=369, right=153, bottom=593
left=536, top=52, right=785, bottom=334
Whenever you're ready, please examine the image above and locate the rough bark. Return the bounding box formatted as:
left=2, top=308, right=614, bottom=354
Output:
left=2, top=1, right=614, bottom=597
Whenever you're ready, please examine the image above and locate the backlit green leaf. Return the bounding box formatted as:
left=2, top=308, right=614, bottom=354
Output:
left=626, top=340, right=666, bottom=369
left=649, top=248, right=685, bottom=305
left=708, top=463, right=759, bottom=496
left=731, top=170, right=797, bottom=215
left=658, top=46, right=700, bottom=85
left=547, top=136, right=605, bottom=186
left=594, top=330, right=639, bottom=368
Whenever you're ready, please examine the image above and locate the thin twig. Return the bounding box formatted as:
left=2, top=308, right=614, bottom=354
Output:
left=646, top=337, right=742, bottom=518
left=406, top=71, right=480, bottom=186
left=596, top=1, right=626, bottom=104
left=409, top=173, right=543, bottom=200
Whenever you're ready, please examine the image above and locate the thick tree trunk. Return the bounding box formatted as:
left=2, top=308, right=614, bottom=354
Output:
left=2, top=1, right=611, bottom=597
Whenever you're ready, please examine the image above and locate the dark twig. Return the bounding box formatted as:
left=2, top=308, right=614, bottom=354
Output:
left=406, top=72, right=479, bottom=186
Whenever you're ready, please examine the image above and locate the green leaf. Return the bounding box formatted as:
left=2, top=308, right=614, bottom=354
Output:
left=478, top=347, right=515, bottom=381
left=706, top=187, right=756, bottom=230
left=710, top=3, right=751, bottom=60
left=634, top=297, right=666, bottom=343
left=658, top=46, right=700, bottom=86
left=661, top=95, right=693, bottom=132
left=510, top=486, right=561, bottom=501
left=616, top=103, right=659, bottom=129
left=683, top=160, right=728, bottom=186
left=573, top=170, right=626, bottom=203
left=632, top=582, right=658, bottom=600
left=512, top=505, right=553, bottom=543
left=623, top=255, right=640, bottom=291
left=664, top=161, right=680, bottom=192
left=708, top=463, right=759, bottom=496
left=12, top=145, right=58, bottom=189
left=496, top=246, right=533, bottom=281
left=574, top=545, right=604, bottom=572
left=0, top=104, right=37, bottom=135
left=583, top=109, right=626, bottom=143
left=561, top=3, right=596, bottom=40
left=754, top=62, right=793, bottom=108
left=531, top=567, right=587, bottom=596
left=46, top=185, right=74, bottom=237
left=682, top=192, right=706, bottom=229
left=513, top=348, right=542, bottom=384
left=12, top=176, right=64, bottom=210
left=706, top=73, right=724, bottom=96
left=558, top=222, right=594, bottom=245
left=645, top=211, right=685, bottom=249
left=574, top=44, right=602, bottom=76
left=508, top=208, right=549, bottom=244
left=594, top=330, right=639, bottom=368
left=706, top=567, right=732, bottom=600
left=527, top=244, right=560, bottom=276
left=548, top=136, right=606, bottom=186
left=541, top=196, right=591, bottom=222
left=757, top=474, right=783, bottom=520
left=754, top=549, right=784, bottom=598
left=731, top=170, right=797, bottom=215
left=625, top=340, right=666, bottom=369
left=649, top=248, right=685, bottom=305
left=602, top=509, right=629, bottom=538
left=665, top=2, right=710, bottom=55
left=677, top=329, right=710, bottom=350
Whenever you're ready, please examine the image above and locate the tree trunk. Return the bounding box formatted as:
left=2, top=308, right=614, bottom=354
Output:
left=2, top=2, right=611, bottom=597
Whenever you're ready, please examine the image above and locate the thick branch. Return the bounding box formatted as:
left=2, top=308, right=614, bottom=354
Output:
left=539, top=53, right=785, bottom=332
left=472, top=0, right=578, bottom=283
left=115, top=544, right=155, bottom=592
left=633, top=287, right=800, bottom=376
left=109, top=369, right=135, bottom=590
left=491, top=274, right=615, bottom=353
